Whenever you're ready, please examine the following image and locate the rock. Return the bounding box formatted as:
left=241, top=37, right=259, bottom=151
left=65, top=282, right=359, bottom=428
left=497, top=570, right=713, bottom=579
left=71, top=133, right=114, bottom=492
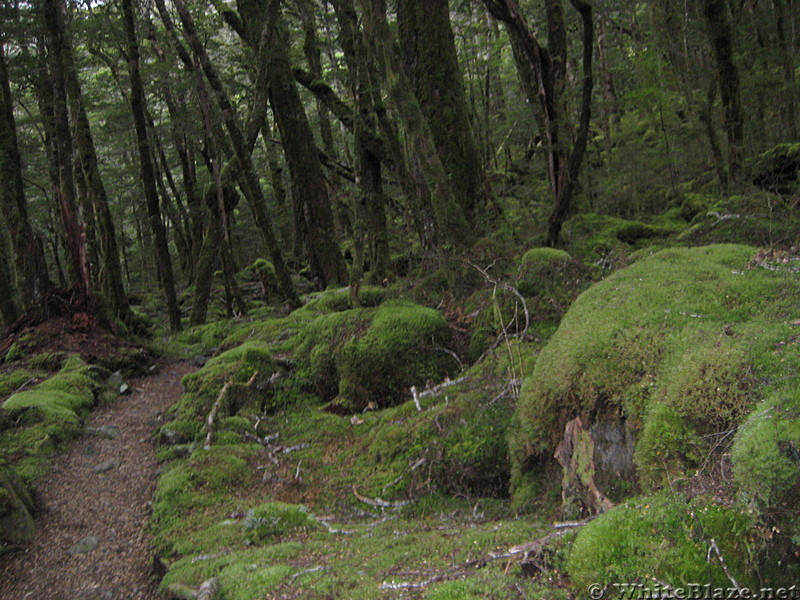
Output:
left=69, top=535, right=99, bottom=555
left=93, top=459, right=120, bottom=473
left=85, top=425, right=120, bottom=440
left=0, top=467, right=35, bottom=546
left=107, top=371, right=130, bottom=395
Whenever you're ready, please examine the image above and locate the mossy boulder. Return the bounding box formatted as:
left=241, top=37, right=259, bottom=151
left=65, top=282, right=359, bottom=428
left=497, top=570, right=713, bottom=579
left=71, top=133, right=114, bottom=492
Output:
left=180, top=342, right=279, bottom=418
left=297, top=301, right=456, bottom=412
left=510, top=244, right=800, bottom=510
left=0, top=465, right=35, bottom=546
left=567, top=492, right=759, bottom=593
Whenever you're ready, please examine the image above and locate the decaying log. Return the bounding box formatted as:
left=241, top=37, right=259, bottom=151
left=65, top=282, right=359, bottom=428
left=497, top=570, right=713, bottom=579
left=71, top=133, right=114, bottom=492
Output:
left=352, top=485, right=412, bottom=508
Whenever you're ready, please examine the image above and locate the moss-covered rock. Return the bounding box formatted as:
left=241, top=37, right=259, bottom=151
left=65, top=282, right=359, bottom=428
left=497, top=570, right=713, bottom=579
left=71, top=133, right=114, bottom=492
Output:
left=567, top=492, right=759, bottom=593
left=289, top=300, right=456, bottom=412
left=510, top=244, right=800, bottom=510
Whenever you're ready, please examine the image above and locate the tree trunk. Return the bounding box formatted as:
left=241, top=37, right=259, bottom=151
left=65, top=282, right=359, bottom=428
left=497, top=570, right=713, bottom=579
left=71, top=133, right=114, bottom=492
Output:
left=0, top=40, right=51, bottom=315
left=42, top=0, right=91, bottom=298
left=58, top=2, right=130, bottom=322
left=172, top=0, right=298, bottom=306
left=358, top=0, right=466, bottom=247
left=232, top=0, right=348, bottom=288
left=397, top=0, right=484, bottom=230
left=702, top=0, right=744, bottom=182
left=121, top=0, right=182, bottom=330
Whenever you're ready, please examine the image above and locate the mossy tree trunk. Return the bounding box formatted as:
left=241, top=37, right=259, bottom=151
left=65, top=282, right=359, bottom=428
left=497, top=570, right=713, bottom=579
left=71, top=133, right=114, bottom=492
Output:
left=121, top=0, right=182, bottom=331
left=172, top=0, right=298, bottom=306
left=42, top=0, right=92, bottom=299
left=330, top=0, right=391, bottom=280
left=58, top=6, right=130, bottom=323
left=358, top=0, right=467, bottom=248
left=233, top=0, right=348, bottom=288
left=0, top=40, right=51, bottom=316
left=397, top=0, right=484, bottom=232
left=701, top=0, right=744, bottom=183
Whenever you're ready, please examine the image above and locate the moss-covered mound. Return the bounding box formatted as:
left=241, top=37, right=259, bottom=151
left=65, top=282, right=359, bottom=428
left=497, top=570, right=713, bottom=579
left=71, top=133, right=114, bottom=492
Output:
left=511, top=244, right=800, bottom=508
left=567, top=492, right=759, bottom=593
left=0, top=357, right=111, bottom=484
left=561, top=213, right=680, bottom=259
left=296, top=300, right=456, bottom=412
left=0, top=356, right=112, bottom=548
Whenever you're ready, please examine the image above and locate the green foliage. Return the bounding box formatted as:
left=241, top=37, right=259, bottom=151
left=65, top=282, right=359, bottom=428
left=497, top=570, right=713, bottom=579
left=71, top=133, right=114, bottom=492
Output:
left=243, top=502, right=314, bottom=543
left=567, top=493, right=759, bottom=593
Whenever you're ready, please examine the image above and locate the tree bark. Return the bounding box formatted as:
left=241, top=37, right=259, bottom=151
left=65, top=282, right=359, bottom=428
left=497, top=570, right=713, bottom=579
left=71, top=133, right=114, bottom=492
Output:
left=172, top=0, right=299, bottom=305
left=397, top=0, right=485, bottom=229
left=42, top=0, right=91, bottom=298
left=121, top=0, right=182, bottom=330
left=59, top=2, right=130, bottom=322
left=702, top=0, right=744, bottom=182
left=0, top=40, right=51, bottom=315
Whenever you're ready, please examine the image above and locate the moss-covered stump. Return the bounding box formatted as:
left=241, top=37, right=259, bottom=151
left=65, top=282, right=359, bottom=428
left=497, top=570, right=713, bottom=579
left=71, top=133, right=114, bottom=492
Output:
left=567, top=492, right=759, bottom=595
left=510, top=245, right=800, bottom=514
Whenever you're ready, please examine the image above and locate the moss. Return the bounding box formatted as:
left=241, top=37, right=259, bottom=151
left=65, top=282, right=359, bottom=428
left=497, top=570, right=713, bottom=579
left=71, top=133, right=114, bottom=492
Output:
left=243, top=502, right=315, bottom=543
left=179, top=342, right=279, bottom=418
left=26, top=352, right=66, bottom=371
left=298, top=285, right=386, bottom=314
left=561, top=213, right=679, bottom=260
left=335, top=301, right=455, bottom=411
left=0, top=370, right=39, bottom=401
left=567, top=492, right=759, bottom=593
left=510, top=244, right=800, bottom=506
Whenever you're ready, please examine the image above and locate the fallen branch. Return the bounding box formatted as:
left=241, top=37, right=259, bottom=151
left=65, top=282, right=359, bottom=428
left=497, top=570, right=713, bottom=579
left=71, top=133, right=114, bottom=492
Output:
left=352, top=486, right=412, bottom=508
left=204, top=382, right=231, bottom=450
left=197, top=577, right=220, bottom=600
left=708, top=539, right=741, bottom=591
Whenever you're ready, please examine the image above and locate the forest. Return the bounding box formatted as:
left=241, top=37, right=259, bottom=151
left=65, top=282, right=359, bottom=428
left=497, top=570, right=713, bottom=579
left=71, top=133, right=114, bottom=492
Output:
left=1, top=0, right=800, bottom=597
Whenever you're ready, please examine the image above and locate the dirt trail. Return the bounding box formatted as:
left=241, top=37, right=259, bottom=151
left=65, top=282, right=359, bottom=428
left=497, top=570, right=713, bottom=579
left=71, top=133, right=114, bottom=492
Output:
left=0, top=361, right=194, bottom=600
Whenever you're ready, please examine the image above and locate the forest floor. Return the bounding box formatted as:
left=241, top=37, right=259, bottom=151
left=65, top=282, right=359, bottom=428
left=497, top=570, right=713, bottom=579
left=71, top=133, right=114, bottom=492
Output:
left=0, top=360, right=194, bottom=600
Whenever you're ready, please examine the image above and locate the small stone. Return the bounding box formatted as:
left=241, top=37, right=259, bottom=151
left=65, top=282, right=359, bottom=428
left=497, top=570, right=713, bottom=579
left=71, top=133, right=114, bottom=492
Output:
left=107, top=371, right=125, bottom=389
left=85, top=425, right=121, bottom=440
left=69, top=535, right=99, bottom=555
left=119, top=383, right=131, bottom=395
left=93, top=459, right=120, bottom=473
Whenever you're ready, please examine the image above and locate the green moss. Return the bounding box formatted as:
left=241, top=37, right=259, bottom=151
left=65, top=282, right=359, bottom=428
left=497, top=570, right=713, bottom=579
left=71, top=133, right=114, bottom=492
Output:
left=26, top=352, right=66, bottom=371
left=179, top=342, right=278, bottom=418
left=511, top=244, right=800, bottom=506
left=562, top=213, right=679, bottom=259
left=0, top=370, right=39, bottom=401
left=299, top=286, right=386, bottom=314
left=567, top=493, right=759, bottom=593
left=243, top=502, right=315, bottom=543
left=335, top=301, right=455, bottom=411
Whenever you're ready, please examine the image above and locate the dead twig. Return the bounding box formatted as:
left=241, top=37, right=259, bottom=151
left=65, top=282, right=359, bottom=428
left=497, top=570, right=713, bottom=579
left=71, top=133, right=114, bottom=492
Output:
left=352, top=486, right=412, bottom=508
left=204, top=382, right=231, bottom=450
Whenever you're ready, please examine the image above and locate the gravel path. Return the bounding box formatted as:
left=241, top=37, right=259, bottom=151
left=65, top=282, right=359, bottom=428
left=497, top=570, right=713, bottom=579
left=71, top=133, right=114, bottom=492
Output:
left=0, top=361, right=194, bottom=600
